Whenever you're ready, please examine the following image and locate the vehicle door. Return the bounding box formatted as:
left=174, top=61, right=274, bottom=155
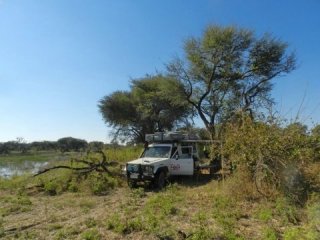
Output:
left=169, top=146, right=194, bottom=175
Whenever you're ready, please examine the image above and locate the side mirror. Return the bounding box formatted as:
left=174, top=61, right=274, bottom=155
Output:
left=175, top=154, right=179, bottom=160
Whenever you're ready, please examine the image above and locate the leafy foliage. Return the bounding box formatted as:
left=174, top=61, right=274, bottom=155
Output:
left=222, top=116, right=317, bottom=203
left=57, top=137, right=88, bottom=152
left=98, top=74, right=191, bottom=143
left=168, top=25, right=295, bottom=138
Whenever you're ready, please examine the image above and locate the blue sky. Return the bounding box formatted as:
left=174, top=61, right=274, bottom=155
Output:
left=0, top=0, right=319, bottom=142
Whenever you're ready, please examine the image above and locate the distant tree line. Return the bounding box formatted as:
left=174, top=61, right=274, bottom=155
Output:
left=0, top=137, right=106, bottom=154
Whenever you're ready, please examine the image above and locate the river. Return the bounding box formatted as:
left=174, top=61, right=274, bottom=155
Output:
left=0, top=161, right=49, bottom=178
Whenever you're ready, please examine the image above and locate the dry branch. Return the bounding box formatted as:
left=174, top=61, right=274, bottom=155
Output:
left=33, top=151, right=119, bottom=177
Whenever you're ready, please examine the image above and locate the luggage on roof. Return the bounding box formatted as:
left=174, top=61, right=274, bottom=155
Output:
left=145, top=132, right=199, bottom=142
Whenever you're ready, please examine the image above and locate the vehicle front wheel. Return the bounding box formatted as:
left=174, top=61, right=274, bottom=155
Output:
left=154, top=171, right=166, bottom=189
left=127, top=180, right=137, bottom=189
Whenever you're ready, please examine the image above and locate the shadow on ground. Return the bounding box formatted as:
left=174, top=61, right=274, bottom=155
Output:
left=129, top=173, right=223, bottom=192
left=169, top=173, right=222, bottom=188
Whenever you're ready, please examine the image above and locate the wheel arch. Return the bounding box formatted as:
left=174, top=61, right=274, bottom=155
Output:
left=155, top=166, right=169, bottom=176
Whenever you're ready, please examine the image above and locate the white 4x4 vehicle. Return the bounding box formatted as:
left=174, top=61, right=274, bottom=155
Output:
left=125, top=132, right=200, bottom=188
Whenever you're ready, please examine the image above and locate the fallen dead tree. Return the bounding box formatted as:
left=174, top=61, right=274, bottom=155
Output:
left=33, top=151, right=119, bottom=177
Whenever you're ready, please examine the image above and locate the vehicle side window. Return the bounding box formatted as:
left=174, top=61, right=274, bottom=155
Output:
left=180, top=146, right=192, bottom=158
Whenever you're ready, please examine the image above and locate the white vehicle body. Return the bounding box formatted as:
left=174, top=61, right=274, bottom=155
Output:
left=125, top=132, right=200, bottom=188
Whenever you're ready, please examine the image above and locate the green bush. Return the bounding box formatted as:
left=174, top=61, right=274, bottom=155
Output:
left=88, top=173, right=117, bottom=195
left=262, top=227, right=278, bottom=240
left=283, top=227, right=303, bottom=240
left=257, top=208, right=273, bottom=222
left=67, top=180, right=79, bottom=192
left=106, top=213, right=126, bottom=233
left=44, top=181, right=59, bottom=195
left=222, top=117, right=314, bottom=201
left=38, top=168, right=75, bottom=195
left=81, top=228, right=101, bottom=240
left=283, top=225, right=319, bottom=240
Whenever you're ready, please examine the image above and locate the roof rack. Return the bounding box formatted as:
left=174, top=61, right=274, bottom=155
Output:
left=145, top=132, right=200, bottom=143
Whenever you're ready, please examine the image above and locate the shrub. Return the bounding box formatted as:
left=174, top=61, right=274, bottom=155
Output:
left=67, top=180, right=79, bottom=192
left=283, top=227, right=304, bottom=240
left=44, top=181, right=59, bottom=195
left=88, top=173, right=117, bottom=195
left=81, top=228, right=101, bottom=240
left=106, top=213, right=126, bottom=234
left=262, top=227, right=278, bottom=240
left=222, top=117, right=314, bottom=201
left=257, top=208, right=273, bottom=222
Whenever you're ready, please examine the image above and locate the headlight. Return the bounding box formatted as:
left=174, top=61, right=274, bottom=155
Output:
left=142, top=165, right=154, bottom=174
left=127, top=164, right=139, bottom=173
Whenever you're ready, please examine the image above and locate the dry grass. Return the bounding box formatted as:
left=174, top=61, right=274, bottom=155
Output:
left=1, top=188, right=156, bottom=239
left=0, top=170, right=319, bottom=239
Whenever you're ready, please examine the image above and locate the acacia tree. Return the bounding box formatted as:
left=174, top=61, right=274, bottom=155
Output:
left=98, top=75, right=191, bottom=143
left=168, top=25, right=296, bottom=139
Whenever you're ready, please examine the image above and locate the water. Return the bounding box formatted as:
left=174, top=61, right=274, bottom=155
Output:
left=0, top=161, right=49, bottom=178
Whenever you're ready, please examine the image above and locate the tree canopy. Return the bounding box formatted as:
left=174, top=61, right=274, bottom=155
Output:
left=168, top=25, right=296, bottom=138
left=57, top=137, right=88, bottom=152
left=98, top=75, right=191, bottom=143
left=99, top=25, right=296, bottom=142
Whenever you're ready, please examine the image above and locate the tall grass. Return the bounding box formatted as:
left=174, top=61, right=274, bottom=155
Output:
left=104, top=145, right=143, bottom=163
left=0, top=151, right=68, bottom=163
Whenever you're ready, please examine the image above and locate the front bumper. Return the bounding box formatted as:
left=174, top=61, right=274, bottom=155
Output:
left=126, top=164, right=154, bottom=182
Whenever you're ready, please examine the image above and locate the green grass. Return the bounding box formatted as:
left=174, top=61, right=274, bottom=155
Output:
left=0, top=195, right=32, bottom=217
left=262, top=227, right=278, bottom=240
left=0, top=151, right=67, bottom=163
left=104, top=145, right=142, bottom=163
left=81, top=228, right=101, bottom=240
left=0, top=146, right=319, bottom=240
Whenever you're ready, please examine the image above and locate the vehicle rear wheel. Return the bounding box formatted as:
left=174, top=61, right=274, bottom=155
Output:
left=155, top=171, right=166, bottom=189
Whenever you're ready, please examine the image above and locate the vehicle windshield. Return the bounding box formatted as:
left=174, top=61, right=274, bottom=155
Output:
left=141, top=146, right=171, bottom=158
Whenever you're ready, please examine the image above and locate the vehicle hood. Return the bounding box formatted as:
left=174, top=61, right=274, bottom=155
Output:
left=128, top=157, right=168, bottom=165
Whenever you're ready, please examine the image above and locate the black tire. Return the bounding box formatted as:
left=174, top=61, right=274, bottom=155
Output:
left=155, top=171, right=166, bottom=189
left=127, top=180, right=137, bottom=189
